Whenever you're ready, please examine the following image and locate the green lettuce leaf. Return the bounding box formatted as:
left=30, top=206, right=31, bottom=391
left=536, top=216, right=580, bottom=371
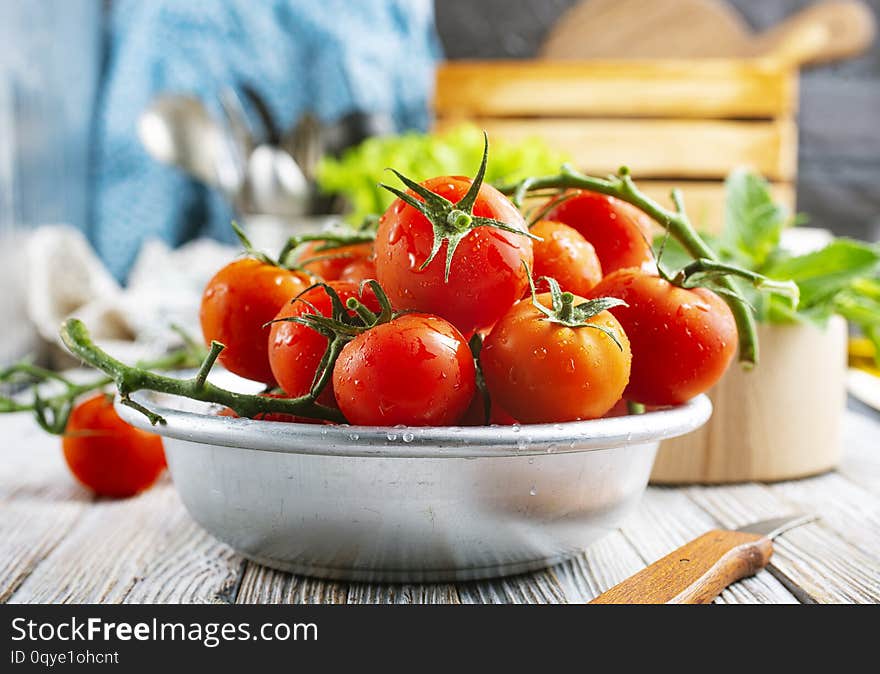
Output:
left=316, top=125, right=570, bottom=223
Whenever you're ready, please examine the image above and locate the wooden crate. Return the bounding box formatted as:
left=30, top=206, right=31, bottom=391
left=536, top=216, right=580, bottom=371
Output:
left=433, top=60, right=799, bottom=231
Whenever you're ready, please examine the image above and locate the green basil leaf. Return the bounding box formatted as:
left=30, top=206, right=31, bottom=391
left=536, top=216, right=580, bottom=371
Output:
left=720, top=169, right=788, bottom=268
left=762, top=239, right=880, bottom=309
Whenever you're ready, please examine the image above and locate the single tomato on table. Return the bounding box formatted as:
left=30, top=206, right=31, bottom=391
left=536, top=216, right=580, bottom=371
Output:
left=481, top=289, right=631, bottom=423
left=375, top=151, right=534, bottom=335
left=589, top=268, right=737, bottom=406
left=62, top=393, right=166, bottom=498
left=544, top=190, right=655, bottom=274
left=200, top=258, right=310, bottom=385
left=332, top=313, right=476, bottom=426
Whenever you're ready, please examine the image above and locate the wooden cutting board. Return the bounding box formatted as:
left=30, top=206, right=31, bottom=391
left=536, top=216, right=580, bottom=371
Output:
left=541, top=0, right=875, bottom=68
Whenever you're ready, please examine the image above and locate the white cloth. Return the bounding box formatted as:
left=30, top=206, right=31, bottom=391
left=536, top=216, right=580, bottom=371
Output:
left=23, top=225, right=236, bottom=362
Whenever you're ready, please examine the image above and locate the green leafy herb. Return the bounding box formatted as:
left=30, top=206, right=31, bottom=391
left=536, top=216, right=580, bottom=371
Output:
left=657, top=169, right=880, bottom=362
left=763, top=239, right=880, bottom=312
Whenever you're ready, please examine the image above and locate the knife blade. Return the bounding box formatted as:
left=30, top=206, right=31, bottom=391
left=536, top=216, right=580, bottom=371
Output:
left=589, top=513, right=816, bottom=604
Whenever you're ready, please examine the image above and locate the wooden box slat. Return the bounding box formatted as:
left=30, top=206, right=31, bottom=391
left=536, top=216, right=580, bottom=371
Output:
left=636, top=181, right=795, bottom=232
left=435, top=60, right=797, bottom=120
left=436, top=117, right=797, bottom=181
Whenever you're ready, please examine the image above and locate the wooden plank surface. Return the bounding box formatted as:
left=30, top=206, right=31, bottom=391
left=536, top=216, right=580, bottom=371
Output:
left=435, top=61, right=797, bottom=119
left=1, top=408, right=878, bottom=604
left=436, top=117, right=798, bottom=180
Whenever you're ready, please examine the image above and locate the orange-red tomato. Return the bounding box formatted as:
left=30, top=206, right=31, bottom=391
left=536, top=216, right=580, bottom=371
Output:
left=332, top=313, right=476, bottom=426
left=481, top=294, right=631, bottom=423
left=62, top=394, right=166, bottom=498
left=296, top=241, right=373, bottom=281
left=530, top=219, right=603, bottom=296
left=545, top=191, right=655, bottom=275
left=375, top=175, right=533, bottom=335
left=339, top=256, right=377, bottom=284
left=200, top=258, right=310, bottom=384
left=268, top=282, right=381, bottom=403
left=589, top=268, right=737, bottom=405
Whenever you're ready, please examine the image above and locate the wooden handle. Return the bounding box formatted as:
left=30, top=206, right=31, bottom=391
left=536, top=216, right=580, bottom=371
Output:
left=589, top=530, right=773, bottom=604
left=754, top=0, right=876, bottom=68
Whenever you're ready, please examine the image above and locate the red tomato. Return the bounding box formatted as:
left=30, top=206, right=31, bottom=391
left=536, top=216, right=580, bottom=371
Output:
left=332, top=313, right=476, bottom=426
left=530, top=219, right=603, bottom=296
left=459, top=392, right=519, bottom=426
left=481, top=294, right=631, bottom=423
left=339, top=256, right=377, bottom=284
left=268, top=281, right=381, bottom=403
left=603, top=399, right=630, bottom=418
left=62, top=394, right=166, bottom=498
left=545, top=191, right=655, bottom=274
left=375, top=176, right=533, bottom=335
left=200, top=258, right=310, bottom=385
left=589, top=268, right=737, bottom=406
left=296, top=241, right=373, bottom=281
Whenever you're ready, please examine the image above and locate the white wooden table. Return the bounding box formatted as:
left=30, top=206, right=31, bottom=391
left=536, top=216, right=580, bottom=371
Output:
left=2, top=404, right=879, bottom=604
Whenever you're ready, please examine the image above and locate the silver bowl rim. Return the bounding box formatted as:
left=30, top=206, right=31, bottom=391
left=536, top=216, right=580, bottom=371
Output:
left=115, top=388, right=712, bottom=459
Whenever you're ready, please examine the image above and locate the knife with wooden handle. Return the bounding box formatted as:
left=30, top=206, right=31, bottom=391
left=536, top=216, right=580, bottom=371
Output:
left=589, top=514, right=815, bottom=604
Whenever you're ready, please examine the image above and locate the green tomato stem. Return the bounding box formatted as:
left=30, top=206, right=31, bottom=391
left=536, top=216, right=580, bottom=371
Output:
left=60, top=319, right=346, bottom=425
left=499, top=165, right=760, bottom=367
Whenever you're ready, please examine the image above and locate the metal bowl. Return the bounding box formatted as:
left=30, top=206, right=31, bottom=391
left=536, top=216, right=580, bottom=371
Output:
left=116, top=375, right=711, bottom=582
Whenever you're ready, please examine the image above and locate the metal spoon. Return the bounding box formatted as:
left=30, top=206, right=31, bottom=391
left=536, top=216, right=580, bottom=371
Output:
left=138, top=94, right=243, bottom=198
left=237, top=86, right=309, bottom=216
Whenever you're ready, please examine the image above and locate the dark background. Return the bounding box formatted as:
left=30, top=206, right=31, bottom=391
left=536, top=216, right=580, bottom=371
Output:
left=435, top=0, right=880, bottom=241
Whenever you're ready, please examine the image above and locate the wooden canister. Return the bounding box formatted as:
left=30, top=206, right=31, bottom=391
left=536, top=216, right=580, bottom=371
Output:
left=650, top=316, right=848, bottom=484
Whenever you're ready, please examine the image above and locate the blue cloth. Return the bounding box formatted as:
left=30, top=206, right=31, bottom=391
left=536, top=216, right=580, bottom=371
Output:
left=91, top=0, right=439, bottom=282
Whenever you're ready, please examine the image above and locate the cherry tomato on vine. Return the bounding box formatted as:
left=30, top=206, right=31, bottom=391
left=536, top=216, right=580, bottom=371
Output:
left=332, top=313, right=476, bottom=426
left=295, top=241, right=374, bottom=281
left=62, top=393, right=166, bottom=498
left=200, top=258, right=311, bottom=385
left=589, top=268, right=737, bottom=406
left=545, top=191, right=655, bottom=274
left=268, top=281, right=381, bottom=403
left=481, top=293, right=631, bottom=423
left=375, top=175, right=533, bottom=335
left=530, top=220, right=603, bottom=296
left=339, top=256, right=377, bottom=285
